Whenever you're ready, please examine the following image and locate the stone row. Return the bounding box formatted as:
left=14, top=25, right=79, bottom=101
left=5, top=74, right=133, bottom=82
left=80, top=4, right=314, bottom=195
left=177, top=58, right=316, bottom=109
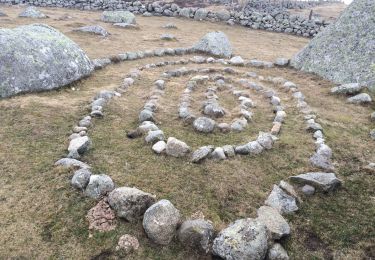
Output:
left=54, top=52, right=341, bottom=259
left=0, top=1, right=328, bottom=37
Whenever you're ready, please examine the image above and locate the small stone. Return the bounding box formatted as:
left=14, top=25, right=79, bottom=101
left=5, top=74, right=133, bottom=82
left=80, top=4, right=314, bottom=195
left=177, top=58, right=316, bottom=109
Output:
left=152, top=141, right=166, bottom=154
left=212, top=218, right=269, bottom=260
left=193, top=117, right=216, bottom=133
left=138, top=121, right=158, bottom=133
left=143, top=199, right=181, bottom=245
left=302, top=185, right=315, bottom=196
left=257, top=132, right=275, bottom=150
left=108, top=187, right=156, bottom=222
left=161, top=34, right=176, bottom=41
left=87, top=199, right=117, bottom=232
left=274, top=111, right=286, bottom=123
left=145, top=130, right=164, bottom=143
left=166, top=137, right=190, bottom=157
left=68, top=136, right=91, bottom=158
left=73, top=25, right=109, bottom=37
left=210, top=147, right=226, bottom=160
left=154, top=80, right=165, bottom=90
left=192, top=146, right=214, bottom=163
left=275, top=58, right=289, bottom=67
left=271, top=122, right=282, bottom=135
left=347, top=93, right=372, bottom=104
left=231, top=118, right=247, bottom=132
left=116, top=234, right=139, bottom=254
left=268, top=243, right=289, bottom=260
left=271, top=96, right=281, bottom=106
left=256, top=206, right=290, bottom=240
left=85, top=174, right=115, bottom=200
left=139, top=109, right=154, bottom=123
left=222, top=145, right=235, bottom=157
left=265, top=185, right=298, bottom=215
left=55, top=158, right=90, bottom=169
left=177, top=219, right=215, bottom=254
left=290, top=172, right=341, bottom=192
left=71, top=168, right=91, bottom=190
left=229, top=56, right=245, bottom=66
left=217, top=123, right=230, bottom=133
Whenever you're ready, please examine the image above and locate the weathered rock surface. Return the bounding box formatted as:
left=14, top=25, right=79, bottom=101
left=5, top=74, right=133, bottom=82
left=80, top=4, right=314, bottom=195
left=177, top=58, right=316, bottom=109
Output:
left=290, top=172, right=341, bottom=192
left=177, top=219, right=215, bottom=254
left=73, top=25, right=109, bottom=37
left=291, top=0, right=375, bottom=88
left=166, top=137, right=190, bottom=157
left=213, top=218, right=269, bottom=260
left=86, top=199, right=117, bottom=232
left=192, top=31, right=232, bottom=58
left=0, top=24, right=93, bottom=98
left=257, top=206, right=290, bottom=240
left=101, top=11, right=136, bottom=24
left=331, top=83, right=364, bottom=95
left=193, top=117, right=216, bottom=133
left=265, top=185, right=298, bottom=215
left=143, top=199, right=181, bottom=245
left=68, top=136, right=91, bottom=158
left=85, top=174, right=115, bottom=199
left=116, top=234, right=139, bottom=253
left=347, top=93, right=372, bottom=104
left=192, top=146, right=214, bottom=163
left=268, top=243, right=289, bottom=260
left=108, top=187, right=156, bottom=222
left=55, top=158, right=90, bottom=169
left=71, top=168, right=92, bottom=190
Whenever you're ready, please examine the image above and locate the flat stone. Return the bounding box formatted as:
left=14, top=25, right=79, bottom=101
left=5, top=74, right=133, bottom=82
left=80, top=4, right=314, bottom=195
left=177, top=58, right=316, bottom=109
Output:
left=331, top=83, right=364, bottom=95
left=347, top=93, right=372, bottom=104
left=290, top=172, right=341, bottom=192
left=265, top=185, right=298, bottom=215
left=192, top=146, right=214, bottom=163
left=256, top=206, right=290, bottom=240
left=55, top=158, right=90, bottom=169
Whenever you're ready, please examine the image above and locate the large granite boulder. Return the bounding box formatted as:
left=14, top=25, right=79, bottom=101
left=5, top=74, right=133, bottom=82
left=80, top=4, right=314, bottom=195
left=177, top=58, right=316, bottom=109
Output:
left=291, top=0, right=375, bottom=90
left=101, top=11, right=136, bottom=24
left=192, top=31, right=232, bottom=58
left=0, top=24, right=93, bottom=98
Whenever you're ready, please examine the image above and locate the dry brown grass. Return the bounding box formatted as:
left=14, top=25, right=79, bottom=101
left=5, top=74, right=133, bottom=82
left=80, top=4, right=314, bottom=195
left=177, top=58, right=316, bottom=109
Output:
left=0, top=4, right=374, bottom=260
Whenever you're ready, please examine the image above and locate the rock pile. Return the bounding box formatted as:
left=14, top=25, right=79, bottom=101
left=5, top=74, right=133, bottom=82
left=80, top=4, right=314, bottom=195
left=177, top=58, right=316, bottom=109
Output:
left=2, top=0, right=328, bottom=37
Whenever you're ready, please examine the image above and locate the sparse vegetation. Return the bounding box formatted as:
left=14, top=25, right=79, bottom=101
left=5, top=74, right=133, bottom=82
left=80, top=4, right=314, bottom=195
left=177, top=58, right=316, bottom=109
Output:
left=0, top=4, right=374, bottom=260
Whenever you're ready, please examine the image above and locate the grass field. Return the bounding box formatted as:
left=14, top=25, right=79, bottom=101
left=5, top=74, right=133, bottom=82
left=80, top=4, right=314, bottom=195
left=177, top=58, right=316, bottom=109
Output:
left=0, top=5, right=374, bottom=259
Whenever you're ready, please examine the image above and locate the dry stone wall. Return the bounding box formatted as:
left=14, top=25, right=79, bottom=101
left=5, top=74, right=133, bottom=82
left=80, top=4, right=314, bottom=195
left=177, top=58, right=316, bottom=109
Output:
left=0, top=0, right=328, bottom=37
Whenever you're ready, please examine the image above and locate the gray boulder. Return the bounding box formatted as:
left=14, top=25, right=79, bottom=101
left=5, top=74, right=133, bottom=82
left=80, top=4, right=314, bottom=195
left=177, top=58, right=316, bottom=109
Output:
left=166, top=137, right=190, bottom=157
left=213, top=218, right=269, bottom=260
left=193, top=117, right=216, bottom=133
left=192, top=146, right=214, bottom=163
left=192, top=31, right=232, bottom=58
left=101, top=11, right=136, bottom=24
left=143, top=199, right=181, bottom=245
left=145, top=130, right=165, bottom=143
left=55, top=158, right=90, bottom=169
left=256, top=206, right=290, bottom=240
left=108, top=187, right=156, bottom=222
left=73, top=25, right=109, bottom=37
left=68, top=136, right=91, bottom=158
left=85, top=174, right=115, bottom=199
left=290, top=172, right=341, bottom=192
left=216, top=9, right=231, bottom=21
left=0, top=24, right=93, bottom=98
left=178, top=219, right=215, bottom=254
left=265, top=185, right=298, bottom=215
left=347, top=93, right=372, bottom=104
left=291, top=0, right=375, bottom=89
left=19, top=6, right=48, bottom=18
left=71, top=168, right=92, bottom=190
left=194, top=8, right=208, bottom=20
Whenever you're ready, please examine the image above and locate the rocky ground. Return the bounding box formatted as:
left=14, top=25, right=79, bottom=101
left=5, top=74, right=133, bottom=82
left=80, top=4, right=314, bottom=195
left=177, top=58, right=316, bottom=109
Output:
left=0, top=4, right=374, bottom=260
